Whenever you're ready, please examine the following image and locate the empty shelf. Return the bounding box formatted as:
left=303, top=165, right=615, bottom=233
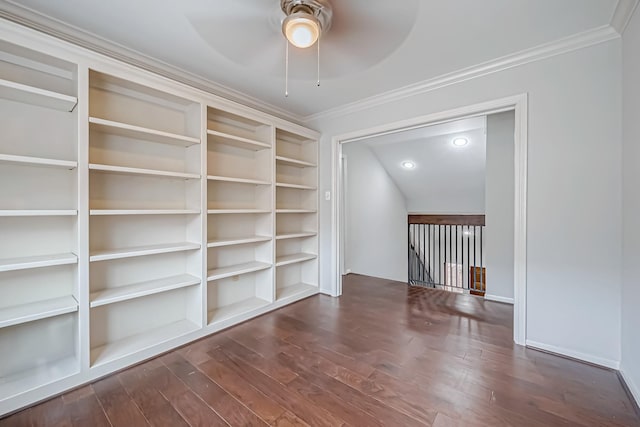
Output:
left=90, top=242, right=200, bottom=262
left=207, top=130, right=270, bottom=151
left=90, top=117, right=200, bottom=147
left=276, top=209, right=317, bottom=214
left=275, top=253, right=317, bottom=267
left=91, top=319, right=199, bottom=367
left=276, top=182, right=317, bottom=190
left=0, top=78, right=77, bottom=112
left=0, top=356, right=78, bottom=398
left=208, top=209, right=271, bottom=215
left=208, top=297, right=270, bottom=325
left=207, top=261, right=271, bottom=281
left=90, top=209, right=200, bottom=216
left=207, top=236, right=271, bottom=248
left=0, top=210, right=77, bottom=217
left=207, top=175, right=270, bottom=185
left=277, top=283, right=318, bottom=302
left=0, top=154, right=77, bottom=169
left=275, top=156, right=316, bottom=168
left=276, top=232, right=317, bottom=240
left=90, top=274, right=201, bottom=308
left=0, top=253, right=77, bottom=273
left=0, top=295, right=78, bottom=329
left=90, top=164, right=200, bottom=180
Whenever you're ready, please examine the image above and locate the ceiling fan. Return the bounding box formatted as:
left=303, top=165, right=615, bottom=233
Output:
left=187, top=0, right=420, bottom=95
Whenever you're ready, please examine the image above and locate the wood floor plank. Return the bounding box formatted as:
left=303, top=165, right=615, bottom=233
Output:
left=277, top=351, right=430, bottom=426
left=207, top=334, right=299, bottom=384
left=166, top=390, right=230, bottom=427
left=272, top=411, right=310, bottom=427
left=161, top=351, right=268, bottom=426
left=197, top=356, right=288, bottom=424
left=66, top=394, right=111, bottom=427
left=210, top=347, right=349, bottom=427
left=92, top=375, right=150, bottom=427
left=3, top=274, right=639, bottom=427
left=118, top=363, right=190, bottom=427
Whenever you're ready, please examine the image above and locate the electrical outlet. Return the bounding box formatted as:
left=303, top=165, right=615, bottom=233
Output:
left=325, top=191, right=331, bottom=201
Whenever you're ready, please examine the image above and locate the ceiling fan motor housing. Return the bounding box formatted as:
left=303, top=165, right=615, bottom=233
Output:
left=280, top=0, right=333, bottom=33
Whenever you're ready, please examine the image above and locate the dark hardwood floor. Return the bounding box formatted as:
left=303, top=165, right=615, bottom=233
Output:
left=2, top=274, right=639, bottom=426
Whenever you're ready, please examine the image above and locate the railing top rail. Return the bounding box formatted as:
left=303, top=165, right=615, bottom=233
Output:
left=408, top=214, right=485, bottom=226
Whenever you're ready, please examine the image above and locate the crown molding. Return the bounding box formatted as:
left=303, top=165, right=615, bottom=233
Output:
left=1, top=0, right=632, bottom=126
left=303, top=25, right=620, bottom=123
left=0, top=1, right=306, bottom=124
left=611, top=0, right=639, bottom=34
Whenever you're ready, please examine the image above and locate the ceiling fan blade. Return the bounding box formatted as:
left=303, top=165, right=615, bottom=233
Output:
left=318, top=0, right=421, bottom=77
left=186, top=0, right=284, bottom=67
left=187, top=0, right=421, bottom=79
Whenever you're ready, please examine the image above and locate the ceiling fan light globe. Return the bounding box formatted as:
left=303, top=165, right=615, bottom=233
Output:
left=283, top=14, right=320, bottom=48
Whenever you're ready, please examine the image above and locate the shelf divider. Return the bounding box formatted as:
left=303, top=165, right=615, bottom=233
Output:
left=0, top=78, right=78, bottom=112
left=90, top=209, right=200, bottom=216
left=0, top=154, right=77, bottom=169
left=207, top=175, right=271, bottom=185
left=90, top=274, right=201, bottom=308
left=0, top=295, right=78, bottom=329
left=275, top=155, right=316, bottom=168
left=89, top=117, right=200, bottom=147
left=89, top=164, right=200, bottom=180
left=0, top=210, right=77, bottom=217
left=276, top=209, right=317, bottom=214
left=208, top=297, right=270, bottom=326
left=277, top=283, right=318, bottom=302
left=90, top=319, right=199, bottom=367
left=276, top=182, right=317, bottom=190
left=207, top=236, right=272, bottom=248
left=90, top=242, right=200, bottom=262
left=208, top=209, right=271, bottom=215
left=0, top=356, right=79, bottom=399
left=207, top=261, right=271, bottom=281
left=207, top=130, right=270, bottom=151
left=275, top=253, right=317, bottom=267
left=0, top=253, right=78, bottom=273
left=276, top=232, right=317, bottom=240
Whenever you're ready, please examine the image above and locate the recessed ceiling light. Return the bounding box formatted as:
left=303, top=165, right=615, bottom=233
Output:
left=453, top=137, right=469, bottom=147
left=402, top=161, right=415, bottom=170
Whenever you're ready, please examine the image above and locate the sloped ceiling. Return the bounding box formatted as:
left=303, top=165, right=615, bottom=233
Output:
left=363, top=117, right=486, bottom=213
left=0, top=0, right=625, bottom=120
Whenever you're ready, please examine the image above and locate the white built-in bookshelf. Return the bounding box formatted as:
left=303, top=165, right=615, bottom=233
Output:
left=87, top=70, right=202, bottom=367
left=206, top=107, right=275, bottom=325
left=0, top=39, right=80, bottom=402
left=0, top=22, right=320, bottom=416
left=275, top=129, right=319, bottom=302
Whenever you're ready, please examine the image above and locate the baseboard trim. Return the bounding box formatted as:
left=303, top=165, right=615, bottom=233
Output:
left=619, top=368, right=640, bottom=416
left=526, top=340, right=620, bottom=370
left=484, top=294, right=514, bottom=304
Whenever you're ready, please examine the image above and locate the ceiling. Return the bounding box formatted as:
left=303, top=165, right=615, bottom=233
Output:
left=0, top=0, right=622, bottom=120
left=357, top=117, right=486, bottom=212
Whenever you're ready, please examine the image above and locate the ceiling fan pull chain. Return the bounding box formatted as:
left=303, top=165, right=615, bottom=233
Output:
left=285, top=40, right=289, bottom=97
left=317, top=36, right=321, bottom=87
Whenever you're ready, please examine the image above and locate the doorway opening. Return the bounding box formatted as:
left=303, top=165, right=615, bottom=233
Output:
left=331, top=95, right=528, bottom=345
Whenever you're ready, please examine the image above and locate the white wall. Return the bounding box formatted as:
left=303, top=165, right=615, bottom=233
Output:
left=343, top=143, right=408, bottom=282
left=315, top=40, right=622, bottom=367
left=485, top=112, right=515, bottom=302
left=407, top=197, right=484, bottom=214
left=621, top=7, right=640, bottom=404
left=407, top=189, right=485, bottom=214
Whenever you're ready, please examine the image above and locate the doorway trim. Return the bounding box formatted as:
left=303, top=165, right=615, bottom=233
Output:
left=330, top=93, right=528, bottom=345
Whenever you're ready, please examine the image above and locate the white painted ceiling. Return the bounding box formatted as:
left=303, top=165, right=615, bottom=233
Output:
left=362, top=117, right=486, bottom=212
left=1, top=0, right=618, bottom=119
